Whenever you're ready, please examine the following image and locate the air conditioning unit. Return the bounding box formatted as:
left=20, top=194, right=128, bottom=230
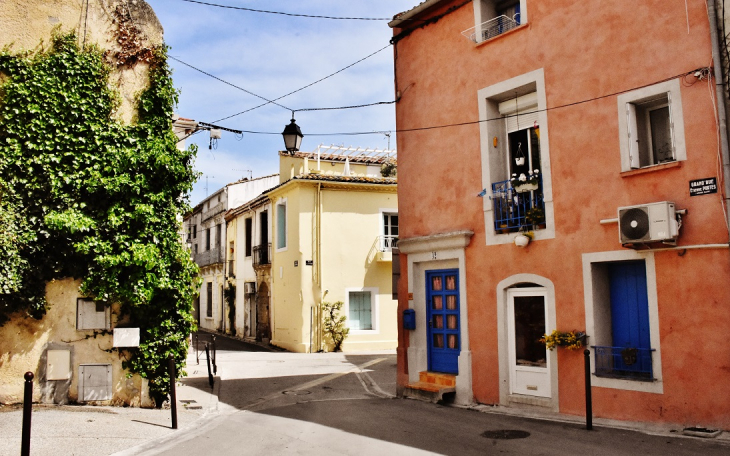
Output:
left=244, top=282, right=256, bottom=294
left=618, top=201, right=679, bottom=245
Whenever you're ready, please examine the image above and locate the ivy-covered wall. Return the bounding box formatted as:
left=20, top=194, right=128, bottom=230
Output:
left=0, top=23, right=199, bottom=406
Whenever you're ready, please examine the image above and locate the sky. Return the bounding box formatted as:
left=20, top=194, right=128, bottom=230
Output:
left=144, top=0, right=418, bottom=205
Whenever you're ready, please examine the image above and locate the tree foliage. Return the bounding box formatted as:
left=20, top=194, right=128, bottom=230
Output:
left=0, top=32, right=200, bottom=406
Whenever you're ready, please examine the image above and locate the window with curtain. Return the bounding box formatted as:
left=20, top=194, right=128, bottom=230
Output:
left=348, top=291, right=372, bottom=330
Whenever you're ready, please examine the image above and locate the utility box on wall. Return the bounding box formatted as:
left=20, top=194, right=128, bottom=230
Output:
left=78, top=364, right=112, bottom=402
left=403, top=309, right=416, bottom=330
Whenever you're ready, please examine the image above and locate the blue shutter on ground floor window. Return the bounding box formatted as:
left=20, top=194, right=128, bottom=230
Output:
left=609, top=261, right=651, bottom=351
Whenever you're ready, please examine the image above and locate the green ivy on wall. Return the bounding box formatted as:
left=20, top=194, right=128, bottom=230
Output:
left=0, top=32, right=201, bottom=406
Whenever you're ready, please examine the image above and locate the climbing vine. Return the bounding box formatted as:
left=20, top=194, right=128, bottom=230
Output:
left=0, top=31, right=200, bottom=406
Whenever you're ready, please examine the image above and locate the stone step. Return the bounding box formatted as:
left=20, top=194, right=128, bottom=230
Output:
left=418, top=371, right=456, bottom=387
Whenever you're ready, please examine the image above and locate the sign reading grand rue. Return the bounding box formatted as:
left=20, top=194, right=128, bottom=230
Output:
left=689, top=177, right=718, bottom=196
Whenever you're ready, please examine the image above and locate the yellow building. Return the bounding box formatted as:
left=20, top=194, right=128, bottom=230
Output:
left=267, top=146, right=399, bottom=353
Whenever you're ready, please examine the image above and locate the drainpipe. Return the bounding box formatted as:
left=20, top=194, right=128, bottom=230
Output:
left=707, top=0, right=730, bottom=238
left=317, top=183, right=324, bottom=351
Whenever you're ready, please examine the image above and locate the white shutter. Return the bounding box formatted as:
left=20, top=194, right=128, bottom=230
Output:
left=666, top=91, right=676, bottom=159
left=626, top=103, right=640, bottom=169
left=504, top=110, right=539, bottom=133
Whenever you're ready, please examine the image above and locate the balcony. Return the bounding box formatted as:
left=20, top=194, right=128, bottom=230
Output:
left=461, top=15, right=519, bottom=43
left=253, top=243, right=271, bottom=268
left=592, top=346, right=655, bottom=381
left=376, top=235, right=398, bottom=262
left=491, top=178, right=544, bottom=232
left=194, top=247, right=224, bottom=268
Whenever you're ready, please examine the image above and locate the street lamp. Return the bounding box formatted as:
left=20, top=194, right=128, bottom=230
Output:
left=282, top=116, right=303, bottom=153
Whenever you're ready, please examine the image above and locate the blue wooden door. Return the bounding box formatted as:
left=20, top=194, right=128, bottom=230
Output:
left=426, top=269, right=460, bottom=374
left=608, top=261, right=651, bottom=374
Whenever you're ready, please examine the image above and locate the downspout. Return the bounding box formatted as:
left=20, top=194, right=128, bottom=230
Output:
left=707, top=0, right=730, bottom=238
left=317, top=183, right=324, bottom=351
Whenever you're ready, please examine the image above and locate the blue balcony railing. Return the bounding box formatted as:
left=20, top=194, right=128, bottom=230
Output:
left=592, top=346, right=655, bottom=381
left=491, top=178, right=544, bottom=232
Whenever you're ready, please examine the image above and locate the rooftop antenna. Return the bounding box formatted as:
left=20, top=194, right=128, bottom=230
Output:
left=383, top=131, right=391, bottom=149
left=205, top=175, right=215, bottom=197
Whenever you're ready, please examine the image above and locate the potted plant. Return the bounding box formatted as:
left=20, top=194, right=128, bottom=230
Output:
left=525, top=206, right=546, bottom=229
left=510, top=169, right=540, bottom=193
left=540, top=330, right=586, bottom=351
left=514, top=230, right=532, bottom=247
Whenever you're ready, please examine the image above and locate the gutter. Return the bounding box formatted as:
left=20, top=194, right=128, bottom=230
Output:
left=389, top=0, right=445, bottom=28
left=707, top=0, right=730, bottom=238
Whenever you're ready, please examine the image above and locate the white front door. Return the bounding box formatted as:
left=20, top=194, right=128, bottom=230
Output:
left=507, top=288, right=551, bottom=398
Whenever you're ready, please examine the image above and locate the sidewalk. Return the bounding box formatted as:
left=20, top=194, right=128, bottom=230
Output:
left=0, top=350, right=221, bottom=456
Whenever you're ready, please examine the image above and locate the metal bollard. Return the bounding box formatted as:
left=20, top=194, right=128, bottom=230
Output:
left=21, top=371, right=34, bottom=456
left=195, top=333, right=199, bottom=365
left=584, top=349, right=593, bottom=431
left=168, top=354, right=178, bottom=430
left=211, top=336, right=217, bottom=375
left=205, top=343, right=214, bottom=388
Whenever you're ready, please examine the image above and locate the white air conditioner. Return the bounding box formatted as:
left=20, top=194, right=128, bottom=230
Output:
left=618, top=201, right=679, bottom=244
left=244, top=282, right=256, bottom=294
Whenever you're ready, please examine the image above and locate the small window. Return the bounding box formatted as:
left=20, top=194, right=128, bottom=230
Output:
left=215, top=224, right=222, bottom=248
left=383, top=213, right=399, bottom=251
left=193, top=224, right=197, bottom=239
left=205, top=228, right=211, bottom=251
left=276, top=201, right=287, bottom=250
left=626, top=94, right=674, bottom=167
left=194, top=244, right=198, bottom=255
left=77, top=298, right=111, bottom=330
left=348, top=291, right=373, bottom=330
left=617, top=79, right=686, bottom=172
left=468, top=0, right=525, bottom=43
left=245, top=217, right=253, bottom=257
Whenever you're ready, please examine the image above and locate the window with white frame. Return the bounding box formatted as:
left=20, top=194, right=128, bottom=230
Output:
left=348, top=290, right=374, bottom=331
left=583, top=252, right=663, bottom=393
left=469, top=0, right=526, bottom=43
left=382, top=212, right=398, bottom=251
left=617, top=79, right=686, bottom=172
left=245, top=217, right=253, bottom=257
left=276, top=200, right=287, bottom=250
left=77, top=298, right=111, bottom=330
left=478, top=69, right=554, bottom=245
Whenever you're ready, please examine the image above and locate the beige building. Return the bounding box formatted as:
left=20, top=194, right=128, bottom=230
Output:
left=0, top=0, right=162, bottom=406
left=267, top=146, right=399, bottom=353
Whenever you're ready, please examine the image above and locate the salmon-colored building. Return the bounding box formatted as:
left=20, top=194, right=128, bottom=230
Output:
left=390, top=0, right=730, bottom=429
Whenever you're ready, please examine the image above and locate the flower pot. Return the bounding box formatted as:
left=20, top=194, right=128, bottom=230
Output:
left=514, top=182, right=538, bottom=193
left=514, top=234, right=530, bottom=247
left=515, top=157, right=525, bottom=166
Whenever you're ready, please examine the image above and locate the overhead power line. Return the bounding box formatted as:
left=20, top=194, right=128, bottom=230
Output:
left=168, top=56, right=293, bottom=111
left=181, top=0, right=394, bottom=20
left=225, top=68, right=707, bottom=137
left=213, top=44, right=393, bottom=123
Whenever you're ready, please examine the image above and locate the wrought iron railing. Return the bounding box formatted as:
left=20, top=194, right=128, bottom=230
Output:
left=491, top=178, right=544, bottom=232
left=592, top=346, right=655, bottom=381
left=461, top=15, right=520, bottom=43
left=378, top=235, right=399, bottom=252
left=253, top=243, right=271, bottom=267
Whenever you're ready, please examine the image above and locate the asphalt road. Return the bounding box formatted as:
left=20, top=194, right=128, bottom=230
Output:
left=143, top=335, right=730, bottom=456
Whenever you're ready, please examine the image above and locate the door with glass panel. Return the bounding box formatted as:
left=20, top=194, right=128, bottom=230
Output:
left=426, top=269, right=460, bottom=374
left=507, top=288, right=551, bottom=397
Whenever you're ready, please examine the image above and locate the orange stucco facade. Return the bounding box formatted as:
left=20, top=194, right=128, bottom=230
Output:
left=392, top=0, right=730, bottom=428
